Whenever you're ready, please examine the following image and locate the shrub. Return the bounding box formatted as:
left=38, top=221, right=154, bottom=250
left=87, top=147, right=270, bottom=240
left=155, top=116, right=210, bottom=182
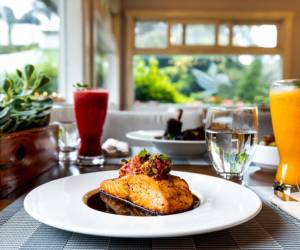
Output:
left=134, top=57, right=191, bottom=103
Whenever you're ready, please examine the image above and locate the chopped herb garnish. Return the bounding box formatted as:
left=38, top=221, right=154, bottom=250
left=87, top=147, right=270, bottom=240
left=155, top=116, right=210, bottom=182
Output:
left=138, top=149, right=149, bottom=158
left=121, top=158, right=129, bottom=163
left=159, top=154, right=170, bottom=161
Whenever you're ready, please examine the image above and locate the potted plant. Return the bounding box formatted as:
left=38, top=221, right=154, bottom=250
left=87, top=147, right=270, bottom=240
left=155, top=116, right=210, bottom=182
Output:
left=0, top=65, right=59, bottom=198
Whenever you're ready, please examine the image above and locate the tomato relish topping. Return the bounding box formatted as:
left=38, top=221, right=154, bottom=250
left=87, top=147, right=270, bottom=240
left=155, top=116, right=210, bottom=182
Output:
left=119, top=149, right=171, bottom=179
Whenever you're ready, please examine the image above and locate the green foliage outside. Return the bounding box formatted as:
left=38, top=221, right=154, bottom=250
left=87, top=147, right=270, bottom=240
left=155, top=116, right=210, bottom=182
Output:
left=134, top=55, right=280, bottom=105
left=0, top=0, right=59, bottom=94
left=34, top=50, right=59, bottom=93
left=0, top=49, right=59, bottom=94
left=135, top=58, right=192, bottom=103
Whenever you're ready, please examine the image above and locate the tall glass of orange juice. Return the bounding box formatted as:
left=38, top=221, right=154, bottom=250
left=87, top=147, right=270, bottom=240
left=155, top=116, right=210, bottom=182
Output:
left=270, top=79, right=300, bottom=197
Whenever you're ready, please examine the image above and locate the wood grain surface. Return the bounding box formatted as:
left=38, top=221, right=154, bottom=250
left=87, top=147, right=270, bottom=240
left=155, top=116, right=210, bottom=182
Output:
left=0, top=125, right=59, bottom=198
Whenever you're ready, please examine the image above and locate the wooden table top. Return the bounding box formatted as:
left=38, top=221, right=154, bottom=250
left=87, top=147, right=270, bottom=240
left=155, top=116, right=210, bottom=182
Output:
left=0, top=162, right=276, bottom=211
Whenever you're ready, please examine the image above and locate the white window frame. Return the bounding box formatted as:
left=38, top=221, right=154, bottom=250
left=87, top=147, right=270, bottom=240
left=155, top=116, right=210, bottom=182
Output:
left=58, top=0, right=119, bottom=107
left=58, top=0, right=84, bottom=103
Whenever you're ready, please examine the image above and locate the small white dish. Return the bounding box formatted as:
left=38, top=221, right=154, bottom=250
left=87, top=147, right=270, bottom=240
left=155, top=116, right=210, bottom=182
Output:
left=252, top=145, right=279, bottom=170
left=126, top=130, right=206, bottom=157
left=24, top=171, right=261, bottom=238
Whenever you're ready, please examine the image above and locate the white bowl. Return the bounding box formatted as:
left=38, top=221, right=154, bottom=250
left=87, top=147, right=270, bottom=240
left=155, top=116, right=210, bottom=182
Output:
left=126, top=130, right=206, bottom=157
left=252, top=145, right=279, bottom=170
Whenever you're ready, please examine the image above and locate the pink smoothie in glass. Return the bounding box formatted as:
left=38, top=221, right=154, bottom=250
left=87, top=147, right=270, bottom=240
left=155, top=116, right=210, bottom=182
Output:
left=74, top=89, right=108, bottom=157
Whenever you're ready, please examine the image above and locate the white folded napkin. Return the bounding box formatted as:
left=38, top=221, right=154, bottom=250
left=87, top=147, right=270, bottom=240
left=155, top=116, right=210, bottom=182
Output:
left=102, top=138, right=130, bottom=157
left=270, top=192, right=300, bottom=220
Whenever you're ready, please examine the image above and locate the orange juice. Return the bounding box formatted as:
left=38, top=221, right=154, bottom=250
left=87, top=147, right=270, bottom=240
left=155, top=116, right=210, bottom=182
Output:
left=270, top=85, right=300, bottom=186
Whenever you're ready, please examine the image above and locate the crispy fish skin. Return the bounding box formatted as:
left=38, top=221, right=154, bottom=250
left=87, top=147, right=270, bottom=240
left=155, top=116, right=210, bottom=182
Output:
left=99, top=174, right=193, bottom=214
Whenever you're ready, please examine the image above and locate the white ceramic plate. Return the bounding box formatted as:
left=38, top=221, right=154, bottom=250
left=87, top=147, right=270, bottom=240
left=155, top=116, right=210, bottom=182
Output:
left=24, top=171, right=262, bottom=238
left=126, top=130, right=206, bottom=157
left=252, top=145, right=279, bottom=170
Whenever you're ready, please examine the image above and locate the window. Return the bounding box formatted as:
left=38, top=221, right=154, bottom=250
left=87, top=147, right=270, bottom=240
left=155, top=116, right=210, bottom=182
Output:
left=232, top=24, right=277, bottom=48
left=170, top=24, right=183, bottom=45
left=125, top=11, right=293, bottom=108
left=0, top=0, right=60, bottom=94
left=185, top=24, right=215, bottom=46
left=135, top=21, right=168, bottom=48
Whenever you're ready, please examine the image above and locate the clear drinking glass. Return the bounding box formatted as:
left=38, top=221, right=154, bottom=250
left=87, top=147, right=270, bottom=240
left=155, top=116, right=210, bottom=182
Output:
left=205, top=106, right=258, bottom=182
left=57, top=121, right=79, bottom=162
left=270, top=79, right=300, bottom=199
left=52, top=104, right=79, bottom=163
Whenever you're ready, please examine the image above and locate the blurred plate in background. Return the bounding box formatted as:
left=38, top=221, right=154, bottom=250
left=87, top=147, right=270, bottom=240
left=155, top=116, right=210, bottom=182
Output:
left=252, top=145, right=279, bottom=171
left=126, top=130, right=206, bottom=157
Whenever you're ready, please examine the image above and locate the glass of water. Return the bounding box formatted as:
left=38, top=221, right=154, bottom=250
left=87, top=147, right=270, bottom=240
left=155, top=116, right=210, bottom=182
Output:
left=52, top=105, right=80, bottom=163
left=205, top=106, right=258, bottom=182
left=57, top=121, right=79, bottom=162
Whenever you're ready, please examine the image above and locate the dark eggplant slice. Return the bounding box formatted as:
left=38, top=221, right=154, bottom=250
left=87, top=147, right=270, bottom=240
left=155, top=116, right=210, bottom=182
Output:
left=100, top=191, right=163, bottom=216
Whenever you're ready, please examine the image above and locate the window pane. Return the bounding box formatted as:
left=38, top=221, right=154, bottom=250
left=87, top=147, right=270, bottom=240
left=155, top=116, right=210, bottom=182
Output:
left=218, top=24, right=229, bottom=46
left=0, top=0, right=60, bottom=93
left=133, top=54, right=282, bottom=105
left=135, top=21, right=167, bottom=48
left=185, top=24, right=215, bottom=45
left=233, top=24, right=277, bottom=48
left=170, top=24, right=183, bottom=45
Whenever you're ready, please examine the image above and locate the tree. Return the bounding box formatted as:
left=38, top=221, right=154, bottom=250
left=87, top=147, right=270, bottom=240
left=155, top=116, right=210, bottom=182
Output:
left=237, top=58, right=263, bottom=103
left=19, top=0, right=59, bottom=25
left=19, top=11, right=41, bottom=25
left=32, top=0, right=58, bottom=18
left=0, top=7, right=16, bottom=46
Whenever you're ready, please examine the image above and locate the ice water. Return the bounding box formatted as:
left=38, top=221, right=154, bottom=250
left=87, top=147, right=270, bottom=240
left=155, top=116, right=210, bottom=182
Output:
left=206, top=130, right=257, bottom=177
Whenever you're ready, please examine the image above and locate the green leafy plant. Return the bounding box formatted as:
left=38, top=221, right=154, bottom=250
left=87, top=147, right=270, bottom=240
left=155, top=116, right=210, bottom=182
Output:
left=0, top=64, right=53, bottom=134
left=73, top=82, right=89, bottom=90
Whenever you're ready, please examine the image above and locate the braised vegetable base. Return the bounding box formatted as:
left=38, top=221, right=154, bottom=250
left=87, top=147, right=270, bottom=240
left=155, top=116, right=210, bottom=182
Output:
left=85, top=190, right=200, bottom=216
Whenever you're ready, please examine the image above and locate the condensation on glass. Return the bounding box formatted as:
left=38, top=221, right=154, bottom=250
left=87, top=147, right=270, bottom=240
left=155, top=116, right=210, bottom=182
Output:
left=135, top=21, right=168, bottom=48
left=185, top=24, right=215, bottom=45
left=0, top=0, right=60, bottom=93
left=233, top=24, right=277, bottom=48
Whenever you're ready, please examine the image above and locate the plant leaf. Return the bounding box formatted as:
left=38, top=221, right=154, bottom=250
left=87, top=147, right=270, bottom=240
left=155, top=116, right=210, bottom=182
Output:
left=25, top=64, right=34, bottom=80
left=16, top=69, right=23, bottom=78
left=39, top=76, right=50, bottom=88
left=0, top=106, right=10, bottom=120
left=3, top=79, right=10, bottom=93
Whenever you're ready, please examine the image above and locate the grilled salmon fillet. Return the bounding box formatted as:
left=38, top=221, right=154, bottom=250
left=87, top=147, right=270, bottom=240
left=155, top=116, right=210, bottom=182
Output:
left=100, top=174, right=193, bottom=214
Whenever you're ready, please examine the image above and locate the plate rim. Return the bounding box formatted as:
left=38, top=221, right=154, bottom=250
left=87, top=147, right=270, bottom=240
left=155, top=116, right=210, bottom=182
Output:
left=24, top=170, right=262, bottom=238
left=126, top=130, right=206, bottom=144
